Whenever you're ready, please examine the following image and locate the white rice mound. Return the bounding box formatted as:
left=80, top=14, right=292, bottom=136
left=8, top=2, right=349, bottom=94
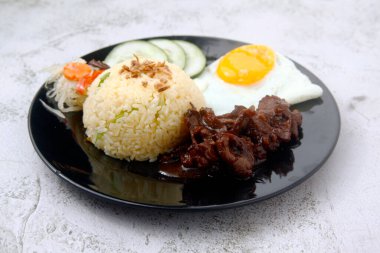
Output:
left=83, top=58, right=205, bottom=161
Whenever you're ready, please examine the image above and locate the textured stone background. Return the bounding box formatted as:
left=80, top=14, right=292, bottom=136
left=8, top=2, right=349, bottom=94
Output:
left=1, top=0, right=380, bottom=252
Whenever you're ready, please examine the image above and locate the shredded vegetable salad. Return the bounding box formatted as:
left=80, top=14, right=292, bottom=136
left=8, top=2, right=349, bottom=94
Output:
left=44, top=59, right=109, bottom=112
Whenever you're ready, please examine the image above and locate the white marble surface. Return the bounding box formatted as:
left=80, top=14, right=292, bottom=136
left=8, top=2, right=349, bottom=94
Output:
left=1, top=0, right=380, bottom=252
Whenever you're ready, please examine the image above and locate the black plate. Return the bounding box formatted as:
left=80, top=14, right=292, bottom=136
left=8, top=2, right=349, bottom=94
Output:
left=28, top=36, right=340, bottom=210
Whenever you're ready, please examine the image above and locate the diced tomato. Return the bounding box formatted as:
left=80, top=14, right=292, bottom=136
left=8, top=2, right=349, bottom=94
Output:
left=76, top=70, right=104, bottom=95
left=63, top=62, right=92, bottom=81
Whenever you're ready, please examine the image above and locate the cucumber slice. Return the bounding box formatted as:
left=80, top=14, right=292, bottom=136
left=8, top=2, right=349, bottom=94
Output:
left=174, top=40, right=206, bottom=77
left=104, top=40, right=168, bottom=66
left=149, top=39, right=186, bottom=69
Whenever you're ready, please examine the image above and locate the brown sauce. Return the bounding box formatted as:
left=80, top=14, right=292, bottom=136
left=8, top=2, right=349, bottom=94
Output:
left=159, top=160, right=205, bottom=179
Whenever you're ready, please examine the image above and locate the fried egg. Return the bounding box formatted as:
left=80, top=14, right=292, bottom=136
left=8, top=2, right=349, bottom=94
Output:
left=194, top=45, right=323, bottom=115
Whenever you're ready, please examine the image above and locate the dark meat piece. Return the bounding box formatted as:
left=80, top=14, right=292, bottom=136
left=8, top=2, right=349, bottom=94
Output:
left=88, top=59, right=110, bottom=70
left=200, top=108, right=226, bottom=131
left=159, top=141, right=189, bottom=163
left=162, top=95, right=303, bottom=179
left=230, top=106, right=256, bottom=135
left=184, top=109, right=216, bottom=144
left=238, top=96, right=303, bottom=152
left=190, top=126, right=215, bottom=144
left=257, top=95, right=302, bottom=143
left=184, top=106, right=202, bottom=129
left=250, top=114, right=280, bottom=151
left=216, top=133, right=255, bottom=178
left=217, top=105, right=248, bottom=129
left=182, top=140, right=219, bottom=169
left=219, top=105, right=249, bottom=119
left=252, top=142, right=267, bottom=164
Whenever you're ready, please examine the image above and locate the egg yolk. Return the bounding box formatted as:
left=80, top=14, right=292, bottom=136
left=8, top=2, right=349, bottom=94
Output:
left=216, top=45, right=275, bottom=85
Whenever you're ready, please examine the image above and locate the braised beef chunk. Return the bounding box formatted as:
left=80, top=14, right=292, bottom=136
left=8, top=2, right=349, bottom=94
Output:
left=230, top=107, right=256, bottom=135
left=215, top=133, right=255, bottom=178
left=182, top=140, right=219, bottom=169
left=87, top=59, right=110, bottom=70
left=200, top=108, right=226, bottom=131
left=258, top=96, right=303, bottom=141
left=161, top=96, right=302, bottom=179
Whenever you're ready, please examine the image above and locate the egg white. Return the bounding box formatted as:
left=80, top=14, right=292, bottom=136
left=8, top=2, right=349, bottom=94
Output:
left=194, top=53, right=323, bottom=115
